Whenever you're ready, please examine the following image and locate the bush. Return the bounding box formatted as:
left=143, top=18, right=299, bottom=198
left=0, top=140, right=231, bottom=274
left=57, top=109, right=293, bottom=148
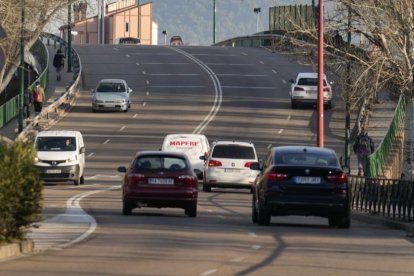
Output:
left=0, top=140, right=43, bottom=242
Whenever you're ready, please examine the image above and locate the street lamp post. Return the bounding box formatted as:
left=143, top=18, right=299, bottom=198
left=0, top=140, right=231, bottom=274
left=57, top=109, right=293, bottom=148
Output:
left=18, top=0, right=25, bottom=133
left=137, top=0, right=140, bottom=40
left=162, top=30, right=167, bottom=45
left=254, top=8, right=261, bottom=33
left=67, top=0, right=72, bottom=73
left=317, top=0, right=325, bottom=147
left=213, top=0, right=216, bottom=44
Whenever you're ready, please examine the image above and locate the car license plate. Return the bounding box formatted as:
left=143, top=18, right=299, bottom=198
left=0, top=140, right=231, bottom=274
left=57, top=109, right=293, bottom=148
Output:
left=295, top=176, right=321, bottom=184
left=148, top=178, right=174, bottom=185
left=46, top=169, right=61, bottom=174
left=306, top=90, right=316, bottom=94
left=224, top=168, right=240, bottom=173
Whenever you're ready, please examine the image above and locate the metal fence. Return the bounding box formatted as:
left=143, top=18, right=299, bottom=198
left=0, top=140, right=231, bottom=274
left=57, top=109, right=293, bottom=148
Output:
left=0, top=39, right=49, bottom=128
left=350, top=176, right=414, bottom=221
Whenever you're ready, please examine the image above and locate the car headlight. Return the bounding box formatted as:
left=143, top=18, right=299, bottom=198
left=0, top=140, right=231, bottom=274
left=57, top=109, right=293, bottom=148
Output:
left=34, top=157, right=39, bottom=162
left=66, top=156, right=77, bottom=163
left=117, top=99, right=126, bottom=103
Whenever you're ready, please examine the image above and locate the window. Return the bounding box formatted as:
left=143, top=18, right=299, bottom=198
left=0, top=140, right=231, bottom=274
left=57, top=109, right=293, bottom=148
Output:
left=212, top=145, right=256, bottom=159
left=125, top=22, right=129, bottom=33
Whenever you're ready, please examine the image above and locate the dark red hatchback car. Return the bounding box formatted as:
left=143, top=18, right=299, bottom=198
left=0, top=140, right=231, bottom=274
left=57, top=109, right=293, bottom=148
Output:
left=118, top=151, right=198, bottom=217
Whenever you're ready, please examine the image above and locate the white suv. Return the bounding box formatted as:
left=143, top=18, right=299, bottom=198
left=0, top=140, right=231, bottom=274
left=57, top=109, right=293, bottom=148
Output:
left=201, top=141, right=259, bottom=192
left=289, top=73, right=332, bottom=109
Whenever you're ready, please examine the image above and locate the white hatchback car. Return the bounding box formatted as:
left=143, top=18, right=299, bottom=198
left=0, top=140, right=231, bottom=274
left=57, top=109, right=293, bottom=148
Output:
left=92, top=79, right=132, bottom=112
left=202, top=141, right=259, bottom=192
left=289, top=73, right=332, bottom=109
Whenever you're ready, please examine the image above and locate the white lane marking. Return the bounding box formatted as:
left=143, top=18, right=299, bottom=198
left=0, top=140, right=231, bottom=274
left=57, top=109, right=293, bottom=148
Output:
left=258, top=60, right=264, bottom=64
left=205, top=63, right=253, bottom=66
left=217, top=215, right=226, bottom=219
left=83, top=133, right=163, bottom=139
left=87, top=152, right=94, bottom=158
left=206, top=209, right=213, bottom=213
left=148, top=85, right=206, bottom=88
left=221, top=86, right=275, bottom=90
left=85, top=174, right=122, bottom=180
left=287, top=115, right=291, bottom=120
left=241, top=52, right=248, bottom=56
left=216, top=74, right=267, bottom=77
left=282, top=79, right=287, bottom=84
left=200, top=269, right=218, bottom=276
left=171, top=48, right=223, bottom=135
left=132, top=53, right=175, bottom=56
left=146, top=91, right=149, bottom=96
left=135, top=62, right=140, bottom=66
left=231, top=257, right=245, bottom=262
left=192, top=54, right=237, bottom=56
left=113, top=48, right=119, bottom=51
left=142, top=62, right=190, bottom=65
left=133, top=113, right=138, bottom=118
left=148, top=73, right=200, bottom=76
left=103, top=139, right=110, bottom=144
left=142, top=71, right=146, bottom=75
left=272, top=69, right=278, bottom=74
left=120, top=126, right=126, bottom=131
left=126, top=54, right=130, bottom=58
left=249, top=232, right=257, bottom=237
left=251, top=245, right=261, bottom=250
left=267, top=144, right=272, bottom=149
left=143, top=102, right=147, bottom=107
left=278, top=129, right=284, bottom=134
left=146, top=80, right=150, bottom=85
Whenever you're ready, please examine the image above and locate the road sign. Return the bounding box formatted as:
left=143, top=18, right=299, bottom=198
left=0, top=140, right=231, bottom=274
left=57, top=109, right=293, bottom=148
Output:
left=0, top=24, right=6, bottom=73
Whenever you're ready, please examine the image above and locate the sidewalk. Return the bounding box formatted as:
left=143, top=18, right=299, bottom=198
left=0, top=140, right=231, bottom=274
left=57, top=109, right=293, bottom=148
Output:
left=0, top=45, right=72, bottom=142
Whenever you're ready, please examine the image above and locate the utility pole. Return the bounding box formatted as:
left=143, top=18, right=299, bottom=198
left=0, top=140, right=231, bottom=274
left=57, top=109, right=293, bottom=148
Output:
left=137, top=0, right=140, bottom=40
left=213, top=0, right=216, bottom=44
left=18, top=0, right=25, bottom=132
left=344, top=5, right=352, bottom=171
left=317, top=0, right=325, bottom=147
left=254, top=8, right=261, bottom=33
left=162, top=30, right=167, bottom=45
left=67, top=0, right=72, bottom=72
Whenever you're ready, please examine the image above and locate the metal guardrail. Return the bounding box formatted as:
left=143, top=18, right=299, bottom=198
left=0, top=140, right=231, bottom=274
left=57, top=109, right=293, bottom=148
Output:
left=0, top=39, right=49, bottom=128
left=366, top=94, right=406, bottom=178
left=17, top=32, right=82, bottom=142
left=350, top=176, right=414, bottom=221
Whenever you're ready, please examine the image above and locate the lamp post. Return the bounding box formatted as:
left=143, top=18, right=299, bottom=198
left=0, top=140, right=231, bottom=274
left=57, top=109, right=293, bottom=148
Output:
left=137, top=0, right=140, bottom=40
left=162, top=30, right=167, bottom=45
left=213, top=0, right=216, bottom=44
left=18, top=0, right=25, bottom=133
left=254, top=7, right=261, bottom=33
left=344, top=5, right=352, bottom=171
left=317, top=0, right=325, bottom=147
left=67, top=0, right=72, bottom=73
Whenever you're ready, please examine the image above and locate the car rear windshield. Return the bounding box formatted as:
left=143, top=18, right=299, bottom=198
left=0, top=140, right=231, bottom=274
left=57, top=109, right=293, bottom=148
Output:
left=133, top=156, right=188, bottom=171
left=212, top=145, right=256, bottom=159
left=96, top=82, right=126, bottom=93
left=275, top=152, right=339, bottom=166
left=297, top=78, right=327, bottom=86
left=36, top=137, right=76, bottom=152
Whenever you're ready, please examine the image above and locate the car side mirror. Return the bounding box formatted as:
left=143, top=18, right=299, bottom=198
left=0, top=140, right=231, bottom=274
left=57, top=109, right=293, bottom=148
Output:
left=250, top=162, right=261, bottom=171
left=117, top=166, right=127, bottom=173
left=330, top=81, right=334, bottom=85
left=199, top=155, right=206, bottom=161
left=289, top=79, right=295, bottom=83
left=80, top=147, right=86, bottom=154
left=129, top=88, right=133, bottom=93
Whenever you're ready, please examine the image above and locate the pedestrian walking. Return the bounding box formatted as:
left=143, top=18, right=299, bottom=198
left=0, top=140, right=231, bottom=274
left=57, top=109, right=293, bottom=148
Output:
left=353, top=126, right=375, bottom=176
left=33, top=81, right=45, bottom=115
left=53, top=49, right=65, bottom=81
left=23, top=86, right=33, bottom=118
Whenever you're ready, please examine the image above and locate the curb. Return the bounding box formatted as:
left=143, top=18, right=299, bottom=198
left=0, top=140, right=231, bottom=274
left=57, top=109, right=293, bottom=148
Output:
left=352, top=211, right=414, bottom=235
left=0, top=239, right=34, bottom=261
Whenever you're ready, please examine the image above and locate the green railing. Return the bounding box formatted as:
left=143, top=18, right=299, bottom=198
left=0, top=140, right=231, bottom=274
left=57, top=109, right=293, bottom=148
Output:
left=0, top=38, right=49, bottom=128
left=366, top=94, right=406, bottom=178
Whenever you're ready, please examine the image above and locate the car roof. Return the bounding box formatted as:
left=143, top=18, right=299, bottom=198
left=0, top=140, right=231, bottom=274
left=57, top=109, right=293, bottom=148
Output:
left=164, top=133, right=207, bottom=139
left=98, top=79, right=126, bottom=84
left=36, top=130, right=81, bottom=137
left=296, top=73, right=327, bottom=79
left=135, top=151, right=189, bottom=158
left=273, top=146, right=336, bottom=155
left=212, top=140, right=254, bottom=147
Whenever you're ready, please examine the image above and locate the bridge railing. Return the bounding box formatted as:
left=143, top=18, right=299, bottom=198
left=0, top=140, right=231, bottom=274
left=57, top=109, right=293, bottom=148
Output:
left=0, top=38, right=49, bottom=128
left=17, top=33, right=82, bottom=142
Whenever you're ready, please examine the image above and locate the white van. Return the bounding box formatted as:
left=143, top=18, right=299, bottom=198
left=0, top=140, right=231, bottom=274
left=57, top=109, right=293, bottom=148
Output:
left=34, top=130, right=86, bottom=185
left=161, top=134, right=209, bottom=175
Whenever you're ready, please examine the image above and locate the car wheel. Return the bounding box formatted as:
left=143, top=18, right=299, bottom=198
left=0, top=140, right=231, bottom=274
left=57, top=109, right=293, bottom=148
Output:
left=325, top=101, right=332, bottom=110
left=74, top=176, right=80, bottom=186
left=80, top=175, right=85, bottom=184
left=329, top=214, right=351, bottom=229
left=257, top=200, right=271, bottom=226
left=185, top=201, right=197, bottom=217
left=122, top=200, right=133, bottom=216
left=252, top=194, right=258, bottom=223
left=203, top=182, right=211, bottom=192
left=92, top=108, right=97, bottom=113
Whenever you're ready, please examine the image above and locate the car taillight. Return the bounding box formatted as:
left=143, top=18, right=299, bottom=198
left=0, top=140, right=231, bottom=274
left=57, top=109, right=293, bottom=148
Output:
left=178, top=175, right=197, bottom=187
left=326, top=172, right=347, bottom=184
left=294, top=86, right=305, bottom=91
left=323, top=87, right=331, bottom=92
left=265, top=171, right=288, bottom=181
left=244, top=162, right=254, bottom=168
left=208, top=160, right=222, bottom=167
left=127, top=173, right=146, bottom=185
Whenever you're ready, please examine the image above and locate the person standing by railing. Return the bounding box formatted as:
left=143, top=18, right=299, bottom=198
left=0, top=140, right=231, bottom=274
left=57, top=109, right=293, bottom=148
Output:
left=353, top=125, right=375, bottom=176
left=33, top=81, right=45, bottom=115
left=53, top=49, right=65, bottom=81
left=23, top=86, right=33, bottom=118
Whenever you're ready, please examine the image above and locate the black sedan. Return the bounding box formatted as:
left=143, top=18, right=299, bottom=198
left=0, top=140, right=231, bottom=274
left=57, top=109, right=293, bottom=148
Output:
left=251, top=146, right=350, bottom=228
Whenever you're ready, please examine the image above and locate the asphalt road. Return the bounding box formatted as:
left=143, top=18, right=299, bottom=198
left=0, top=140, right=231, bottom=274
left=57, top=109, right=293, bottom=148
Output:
left=2, top=45, right=413, bottom=275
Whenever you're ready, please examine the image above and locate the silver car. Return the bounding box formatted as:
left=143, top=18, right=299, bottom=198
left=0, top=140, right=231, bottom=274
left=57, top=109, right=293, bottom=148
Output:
left=92, top=79, right=132, bottom=112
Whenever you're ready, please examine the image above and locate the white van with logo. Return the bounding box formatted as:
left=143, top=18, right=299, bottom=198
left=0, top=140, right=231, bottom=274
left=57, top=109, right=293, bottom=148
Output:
left=161, top=134, right=209, bottom=176
left=34, top=130, right=86, bottom=185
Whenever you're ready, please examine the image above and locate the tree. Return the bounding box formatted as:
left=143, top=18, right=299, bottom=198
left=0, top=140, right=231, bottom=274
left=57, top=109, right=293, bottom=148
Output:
left=0, top=0, right=80, bottom=94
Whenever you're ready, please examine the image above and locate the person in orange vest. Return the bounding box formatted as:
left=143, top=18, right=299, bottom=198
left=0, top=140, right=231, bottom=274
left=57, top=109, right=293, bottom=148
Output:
left=33, top=81, right=45, bottom=115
